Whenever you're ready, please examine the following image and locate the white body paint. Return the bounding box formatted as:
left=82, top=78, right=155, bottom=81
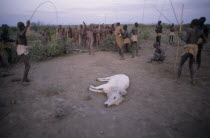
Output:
left=89, top=74, right=129, bottom=107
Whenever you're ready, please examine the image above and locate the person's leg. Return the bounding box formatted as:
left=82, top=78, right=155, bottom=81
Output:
left=129, top=43, right=135, bottom=58
left=169, top=35, right=171, bottom=43
left=177, top=53, right=190, bottom=79
left=120, top=45, right=125, bottom=60
left=134, top=42, right=138, bottom=56
left=90, top=39, right=94, bottom=55
left=197, top=47, right=202, bottom=70
left=156, top=36, right=159, bottom=43
left=171, top=35, right=174, bottom=43
left=21, top=54, right=30, bottom=82
left=189, top=54, right=195, bottom=84
left=159, top=36, right=161, bottom=46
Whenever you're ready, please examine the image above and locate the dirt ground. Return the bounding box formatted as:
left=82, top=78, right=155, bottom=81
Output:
left=0, top=39, right=210, bottom=138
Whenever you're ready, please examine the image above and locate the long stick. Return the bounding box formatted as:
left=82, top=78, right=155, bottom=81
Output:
left=169, top=0, right=179, bottom=24
left=174, top=4, right=184, bottom=73
left=158, top=6, right=164, bottom=20
left=29, top=1, right=58, bottom=21
left=155, top=7, right=172, bottom=24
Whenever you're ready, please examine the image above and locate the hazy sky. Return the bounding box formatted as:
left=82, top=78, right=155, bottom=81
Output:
left=0, top=0, right=210, bottom=26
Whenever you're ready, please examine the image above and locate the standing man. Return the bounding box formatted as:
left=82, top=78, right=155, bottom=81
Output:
left=197, top=17, right=208, bottom=70
left=114, top=22, right=124, bottom=60
left=130, top=22, right=140, bottom=56
left=123, top=25, right=134, bottom=58
left=16, top=20, right=31, bottom=83
left=169, top=23, right=175, bottom=45
left=155, top=20, right=162, bottom=46
left=177, top=19, right=207, bottom=85
left=84, top=22, right=94, bottom=55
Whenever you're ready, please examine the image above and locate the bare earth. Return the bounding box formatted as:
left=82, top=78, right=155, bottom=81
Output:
left=0, top=42, right=210, bottom=138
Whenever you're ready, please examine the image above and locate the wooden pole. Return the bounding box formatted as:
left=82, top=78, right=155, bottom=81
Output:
left=174, top=4, right=184, bottom=73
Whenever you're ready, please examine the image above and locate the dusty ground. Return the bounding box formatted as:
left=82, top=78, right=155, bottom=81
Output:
left=0, top=39, right=210, bottom=138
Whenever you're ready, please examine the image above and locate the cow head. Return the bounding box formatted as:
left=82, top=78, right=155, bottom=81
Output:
left=104, top=88, right=127, bottom=107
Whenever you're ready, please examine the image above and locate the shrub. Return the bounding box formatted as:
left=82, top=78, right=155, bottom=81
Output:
left=100, top=34, right=115, bottom=51
left=30, top=36, right=67, bottom=61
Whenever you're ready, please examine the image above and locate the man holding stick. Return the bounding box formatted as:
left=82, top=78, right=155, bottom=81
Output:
left=177, top=19, right=207, bottom=85
left=16, top=20, right=31, bottom=83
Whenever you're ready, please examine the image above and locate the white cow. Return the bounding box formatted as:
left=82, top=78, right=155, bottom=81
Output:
left=89, top=74, right=129, bottom=107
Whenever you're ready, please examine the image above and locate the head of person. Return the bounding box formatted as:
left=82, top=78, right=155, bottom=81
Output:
left=80, top=24, right=83, bottom=28
left=116, top=22, right=120, bottom=26
left=172, top=23, right=174, bottom=27
left=199, top=17, right=206, bottom=25
left=158, top=20, right=162, bottom=25
left=17, top=22, right=25, bottom=31
left=123, top=25, right=127, bottom=31
left=153, top=42, right=159, bottom=48
left=190, top=19, right=199, bottom=28
left=135, top=22, right=139, bottom=27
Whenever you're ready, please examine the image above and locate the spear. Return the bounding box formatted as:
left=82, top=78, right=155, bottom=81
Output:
left=169, top=0, right=179, bottom=25
left=174, top=4, right=184, bottom=73
left=155, top=7, right=172, bottom=24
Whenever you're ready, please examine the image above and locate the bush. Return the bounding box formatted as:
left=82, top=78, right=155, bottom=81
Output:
left=143, top=31, right=150, bottom=40
left=30, top=36, right=67, bottom=61
left=100, top=34, right=115, bottom=51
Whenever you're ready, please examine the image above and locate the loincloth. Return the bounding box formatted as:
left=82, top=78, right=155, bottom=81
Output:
left=183, top=44, right=198, bottom=58
left=156, top=33, right=162, bottom=36
left=17, top=45, right=29, bottom=56
left=124, top=38, right=130, bottom=44
left=131, top=35, right=138, bottom=42
left=170, top=32, right=175, bottom=36
left=115, top=35, right=123, bottom=48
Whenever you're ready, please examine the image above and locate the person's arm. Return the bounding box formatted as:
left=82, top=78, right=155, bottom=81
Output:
left=178, top=29, right=190, bottom=42
left=19, top=20, right=30, bottom=36
left=204, top=25, right=208, bottom=38
left=201, top=33, right=207, bottom=44
left=129, top=29, right=133, bottom=36
left=83, top=21, right=87, bottom=29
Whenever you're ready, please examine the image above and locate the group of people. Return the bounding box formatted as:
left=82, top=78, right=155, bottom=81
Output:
left=0, top=16, right=208, bottom=85
left=114, top=22, right=140, bottom=60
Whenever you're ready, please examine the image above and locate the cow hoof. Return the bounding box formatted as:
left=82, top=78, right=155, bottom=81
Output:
left=89, top=85, right=94, bottom=89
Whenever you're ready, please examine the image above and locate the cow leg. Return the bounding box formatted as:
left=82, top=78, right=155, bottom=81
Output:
left=89, top=84, right=105, bottom=93
left=96, top=77, right=112, bottom=82
left=89, top=87, right=103, bottom=93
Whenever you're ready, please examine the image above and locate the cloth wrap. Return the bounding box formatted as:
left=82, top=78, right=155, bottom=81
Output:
left=170, top=32, right=175, bottom=36
left=183, top=44, right=198, bottom=58
left=124, top=38, right=130, bottom=44
left=131, top=35, right=138, bottom=42
left=17, top=45, right=29, bottom=56
left=114, top=26, right=123, bottom=48
left=156, top=33, right=162, bottom=36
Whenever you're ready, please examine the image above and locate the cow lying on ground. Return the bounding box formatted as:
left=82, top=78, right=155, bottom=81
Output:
left=89, top=74, right=129, bottom=107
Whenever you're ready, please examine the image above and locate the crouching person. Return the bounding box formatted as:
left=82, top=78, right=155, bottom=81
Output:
left=148, top=42, right=165, bottom=63
left=16, top=20, right=31, bottom=84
